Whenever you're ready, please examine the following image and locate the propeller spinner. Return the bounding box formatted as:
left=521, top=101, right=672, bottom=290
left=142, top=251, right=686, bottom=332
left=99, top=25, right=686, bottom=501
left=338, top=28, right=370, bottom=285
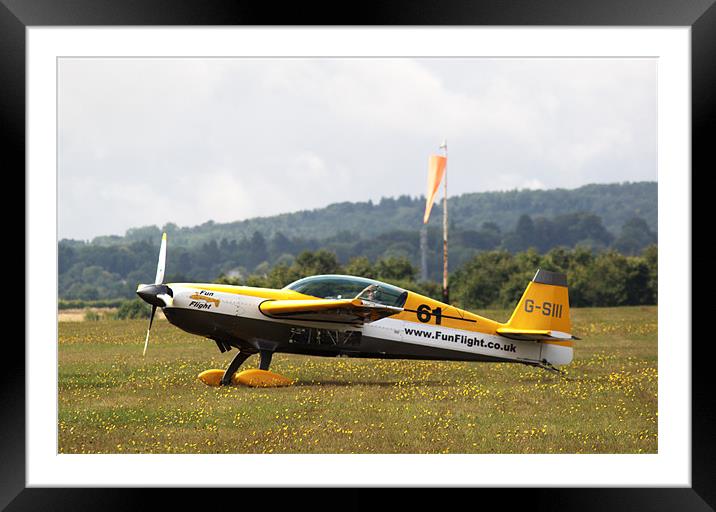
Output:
left=136, top=232, right=173, bottom=356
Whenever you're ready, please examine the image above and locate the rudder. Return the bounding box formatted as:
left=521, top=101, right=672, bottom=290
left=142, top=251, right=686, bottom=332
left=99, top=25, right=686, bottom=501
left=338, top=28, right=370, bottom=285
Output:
left=504, top=269, right=572, bottom=337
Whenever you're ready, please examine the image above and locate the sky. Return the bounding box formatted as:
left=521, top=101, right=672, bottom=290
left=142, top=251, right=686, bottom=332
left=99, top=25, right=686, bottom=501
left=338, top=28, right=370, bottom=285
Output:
left=58, top=58, right=656, bottom=241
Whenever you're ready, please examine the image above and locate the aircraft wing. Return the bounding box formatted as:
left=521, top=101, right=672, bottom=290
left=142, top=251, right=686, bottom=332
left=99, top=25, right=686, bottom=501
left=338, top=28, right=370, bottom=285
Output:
left=259, top=298, right=403, bottom=324
left=496, top=327, right=580, bottom=342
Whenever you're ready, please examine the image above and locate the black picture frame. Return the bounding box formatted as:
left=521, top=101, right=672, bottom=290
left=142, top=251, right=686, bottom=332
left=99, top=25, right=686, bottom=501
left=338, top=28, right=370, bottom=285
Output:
left=8, top=0, right=707, bottom=509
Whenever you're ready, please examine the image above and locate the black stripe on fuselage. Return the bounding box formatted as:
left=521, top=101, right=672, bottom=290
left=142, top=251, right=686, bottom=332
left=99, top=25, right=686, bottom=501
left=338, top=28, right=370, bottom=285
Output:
left=402, top=308, right=477, bottom=323
left=162, top=307, right=511, bottom=363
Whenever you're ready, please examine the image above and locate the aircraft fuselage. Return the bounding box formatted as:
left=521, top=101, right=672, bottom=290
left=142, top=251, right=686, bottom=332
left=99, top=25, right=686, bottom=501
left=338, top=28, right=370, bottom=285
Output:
left=160, top=282, right=573, bottom=367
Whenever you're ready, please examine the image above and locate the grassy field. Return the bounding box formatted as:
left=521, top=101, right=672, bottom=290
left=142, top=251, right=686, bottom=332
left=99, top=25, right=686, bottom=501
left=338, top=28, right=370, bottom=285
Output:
left=58, top=306, right=657, bottom=454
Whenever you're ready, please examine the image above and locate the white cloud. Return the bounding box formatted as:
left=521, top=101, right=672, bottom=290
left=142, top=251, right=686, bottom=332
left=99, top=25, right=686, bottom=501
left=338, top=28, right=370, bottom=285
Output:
left=58, top=57, right=656, bottom=240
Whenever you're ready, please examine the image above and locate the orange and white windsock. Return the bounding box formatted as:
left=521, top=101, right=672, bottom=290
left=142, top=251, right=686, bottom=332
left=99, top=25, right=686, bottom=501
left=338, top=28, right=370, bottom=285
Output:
left=423, top=154, right=447, bottom=224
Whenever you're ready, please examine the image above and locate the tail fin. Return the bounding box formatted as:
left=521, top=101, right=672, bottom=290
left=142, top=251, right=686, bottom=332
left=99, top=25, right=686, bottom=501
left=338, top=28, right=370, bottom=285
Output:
left=497, top=269, right=575, bottom=341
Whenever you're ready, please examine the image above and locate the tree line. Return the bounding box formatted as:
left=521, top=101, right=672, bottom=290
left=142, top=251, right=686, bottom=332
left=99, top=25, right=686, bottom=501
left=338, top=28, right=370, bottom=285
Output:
left=217, top=245, right=657, bottom=310
left=61, top=243, right=657, bottom=311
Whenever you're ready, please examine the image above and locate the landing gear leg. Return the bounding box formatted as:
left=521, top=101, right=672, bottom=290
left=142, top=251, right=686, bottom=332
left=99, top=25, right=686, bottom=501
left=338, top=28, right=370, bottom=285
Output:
left=221, top=350, right=253, bottom=386
left=259, top=350, right=273, bottom=371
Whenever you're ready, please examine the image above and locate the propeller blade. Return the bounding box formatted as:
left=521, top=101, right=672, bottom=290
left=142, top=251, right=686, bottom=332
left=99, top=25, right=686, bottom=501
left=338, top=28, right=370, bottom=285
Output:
left=142, top=232, right=167, bottom=356
left=154, top=232, right=167, bottom=285
left=143, top=305, right=157, bottom=356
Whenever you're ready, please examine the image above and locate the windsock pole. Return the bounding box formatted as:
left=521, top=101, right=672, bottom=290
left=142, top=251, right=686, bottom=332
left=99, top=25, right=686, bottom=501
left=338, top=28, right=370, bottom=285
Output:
left=420, top=226, right=428, bottom=281
left=440, top=139, right=449, bottom=303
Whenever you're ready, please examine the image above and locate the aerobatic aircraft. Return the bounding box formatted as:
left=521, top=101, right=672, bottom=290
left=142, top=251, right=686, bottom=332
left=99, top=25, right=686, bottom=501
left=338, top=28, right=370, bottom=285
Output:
left=137, top=234, right=579, bottom=387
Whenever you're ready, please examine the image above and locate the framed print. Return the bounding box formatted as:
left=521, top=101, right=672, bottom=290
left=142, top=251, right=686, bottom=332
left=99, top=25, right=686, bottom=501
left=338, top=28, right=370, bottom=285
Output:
left=7, top=0, right=709, bottom=508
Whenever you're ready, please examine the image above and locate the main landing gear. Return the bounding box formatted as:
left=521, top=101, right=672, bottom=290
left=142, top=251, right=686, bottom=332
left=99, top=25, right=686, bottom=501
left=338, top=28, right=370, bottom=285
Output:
left=220, top=349, right=255, bottom=385
left=198, top=348, right=293, bottom=388
left=219, top=349, right=273, bottom=384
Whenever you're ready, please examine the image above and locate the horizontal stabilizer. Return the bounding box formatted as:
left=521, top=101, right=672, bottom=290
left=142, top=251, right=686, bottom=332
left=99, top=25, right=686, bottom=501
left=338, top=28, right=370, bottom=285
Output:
left=496, top=327, right=580, bottom=342
left=259, top=298, right=402, bottom=324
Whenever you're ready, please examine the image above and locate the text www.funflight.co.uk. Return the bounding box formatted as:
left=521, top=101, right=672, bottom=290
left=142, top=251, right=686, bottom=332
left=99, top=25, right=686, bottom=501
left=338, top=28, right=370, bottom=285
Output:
left=403, top=327, right=517, bottom=353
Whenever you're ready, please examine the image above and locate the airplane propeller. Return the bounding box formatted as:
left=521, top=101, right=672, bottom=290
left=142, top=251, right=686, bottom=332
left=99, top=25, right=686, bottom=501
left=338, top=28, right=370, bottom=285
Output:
left=144, top=304, right=156, bottom=357
left=136, top=232, right=173, bottom=356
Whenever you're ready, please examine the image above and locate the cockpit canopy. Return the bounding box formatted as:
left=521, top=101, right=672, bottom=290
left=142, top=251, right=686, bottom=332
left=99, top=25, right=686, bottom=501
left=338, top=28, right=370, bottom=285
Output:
left=284, top=274, right=408, bottom=308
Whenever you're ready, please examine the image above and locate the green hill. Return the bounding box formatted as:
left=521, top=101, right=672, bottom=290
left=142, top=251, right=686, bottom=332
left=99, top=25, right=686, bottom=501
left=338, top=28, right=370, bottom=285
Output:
left=88, top=181, right=656, bottom=248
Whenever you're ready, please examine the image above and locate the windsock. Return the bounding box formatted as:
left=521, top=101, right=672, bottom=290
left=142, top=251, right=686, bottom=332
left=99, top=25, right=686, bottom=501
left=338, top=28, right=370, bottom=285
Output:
left=423, top=154, right=447, bottom=224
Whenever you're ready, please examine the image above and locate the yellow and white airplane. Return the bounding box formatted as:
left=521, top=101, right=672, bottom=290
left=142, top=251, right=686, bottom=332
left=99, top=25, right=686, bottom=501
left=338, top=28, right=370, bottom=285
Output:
left=137, top=234, right=578, bottom=387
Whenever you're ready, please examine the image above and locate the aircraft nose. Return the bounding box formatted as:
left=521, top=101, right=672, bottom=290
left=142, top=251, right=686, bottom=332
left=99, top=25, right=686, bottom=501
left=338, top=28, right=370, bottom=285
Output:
left=136, top=284, right=174, bottom=308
